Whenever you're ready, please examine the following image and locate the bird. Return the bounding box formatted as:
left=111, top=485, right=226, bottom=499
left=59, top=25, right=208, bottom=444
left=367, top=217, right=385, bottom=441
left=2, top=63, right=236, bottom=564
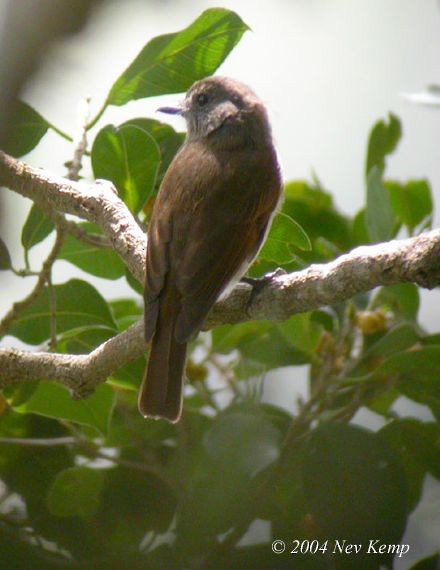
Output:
left=139, top=76, right=283, bottom=422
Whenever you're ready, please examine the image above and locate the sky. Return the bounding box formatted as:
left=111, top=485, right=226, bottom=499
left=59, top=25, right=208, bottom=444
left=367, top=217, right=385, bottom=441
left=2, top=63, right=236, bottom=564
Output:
left=1, top=0, right=440, bottom=564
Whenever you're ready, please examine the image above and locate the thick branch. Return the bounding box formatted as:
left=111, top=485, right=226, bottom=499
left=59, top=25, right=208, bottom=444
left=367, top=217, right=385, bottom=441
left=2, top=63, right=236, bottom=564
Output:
left=0, top=151, right=439, bottom=395
left=0, top=151, right=146, bottom=281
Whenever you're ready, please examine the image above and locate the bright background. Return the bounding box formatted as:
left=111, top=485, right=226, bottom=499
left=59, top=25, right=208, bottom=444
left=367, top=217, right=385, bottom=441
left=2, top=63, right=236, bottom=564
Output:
left=1, top=0, right=440, bottom=566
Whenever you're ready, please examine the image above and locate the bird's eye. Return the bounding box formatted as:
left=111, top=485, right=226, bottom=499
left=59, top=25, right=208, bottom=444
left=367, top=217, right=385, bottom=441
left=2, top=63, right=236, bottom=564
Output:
left=196, top=93, right=209, bottom=107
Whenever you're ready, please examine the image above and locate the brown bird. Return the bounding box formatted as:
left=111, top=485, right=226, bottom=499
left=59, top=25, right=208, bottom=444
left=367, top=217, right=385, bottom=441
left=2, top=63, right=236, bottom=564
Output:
left=139, top=76, right=283, bottom=422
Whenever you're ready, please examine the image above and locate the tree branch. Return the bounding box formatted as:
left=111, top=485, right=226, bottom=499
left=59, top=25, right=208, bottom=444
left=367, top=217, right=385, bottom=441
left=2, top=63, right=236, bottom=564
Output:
left=0, top=151, right=439, bottom=396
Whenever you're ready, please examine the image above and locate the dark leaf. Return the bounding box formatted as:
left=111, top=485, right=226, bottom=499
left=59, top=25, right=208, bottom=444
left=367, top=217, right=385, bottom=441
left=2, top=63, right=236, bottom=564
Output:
left=303, top=423, right=408, bottom=561
left=46, top=466, right=104, bottom=517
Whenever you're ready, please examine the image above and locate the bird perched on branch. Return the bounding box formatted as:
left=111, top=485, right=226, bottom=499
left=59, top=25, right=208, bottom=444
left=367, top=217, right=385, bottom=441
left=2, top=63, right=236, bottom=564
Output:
left=139, top=76, right=282, bottom=422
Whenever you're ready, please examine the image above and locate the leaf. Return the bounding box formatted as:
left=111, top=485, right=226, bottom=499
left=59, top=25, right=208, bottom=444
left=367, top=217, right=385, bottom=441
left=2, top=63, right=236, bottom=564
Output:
left=0, top=237, right=11, bottom=270
left=366, top=113, right=402, bottom=176
left=59, top=225, right=125, bottom=280
left=57, top=326, right=116, bottom=354
left=203, top=410, right=282, bottom=477
left=387, top=179, right=433, bottom=233
left=365, top=166, right=396, bottom=243
left=5, top=279, right=116, bottom=344
left=379, top=420, right=439, bottom=511
left=110, top=298, right=142, bottom=331
left=3, top=101, right=49, bottom=157
left=373, top=283, right=420, bottom=321
left=373, top=346, right=440, bottom=420
left=303, top=423, right=408, bottom=553
left=107, top=8, right=249, bottom=106
left=21, top=204, right=55, bottom=251
left=363, top=322, right=420, bottom=359
left=16, top=382, right=115, bottom=435
left=121, top=118, right=184, bottom=188
left=381, top=420, right=440, bottom=480
left=282, top=181, right=351, bottom=253
left=91, top=124, right=160, bottom=213
left=351, top=208, right=369, bottom=246
left=259, top=212, right=311, bottom=264
left=212, top=320, right=309, bottom=372
left=46, top=466, right=104, bottom=517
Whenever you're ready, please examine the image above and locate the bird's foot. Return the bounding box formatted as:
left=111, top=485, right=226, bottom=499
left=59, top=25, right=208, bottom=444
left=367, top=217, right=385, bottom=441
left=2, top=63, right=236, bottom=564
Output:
left=241, top=268, right=286, bottom=312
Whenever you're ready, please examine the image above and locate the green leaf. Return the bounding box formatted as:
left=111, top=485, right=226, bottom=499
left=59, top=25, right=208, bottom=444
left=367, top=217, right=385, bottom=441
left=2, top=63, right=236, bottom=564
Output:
left=366, top=113, right=402, bottom=176
left=0, top=237, right=11, bottom=270
left=203, top=410, right=282, bottom=477
left=5, top=279, right=116, bottom=344
left=91, top=124, right=160, bottom=213
left=3, top=101, right=49, bottom=157
left=282, top=181, right=351, bottom=253
left=365, top=166, right=396, bottom=243
left=59, top=225, right=125, bottom=280
left=46, top=466, right=104, bottom=517
left=379, top=420, right=440, bottom=512
left=364, top=322, right=420, bottom=359
left=259, top=212, right=311, bottom=264
left=16, top=382, right=115, bottom=435
left=381, top=420, right=440, bottom=480
left=387, top=179, right=433, bottom=233
left=212, top=320, right=309, bottom=372
left=303, top=424, right=408, bottom=553
left=373, top=283, right=420, bottom=321
left=121, top=118, right=184, bottom=188
left=107, top=8, right=249, bottom=106
left=351, top=208, right=369, bottom=245
left=373, top=346, right=440, bottom=419
left=57, top=326, right=116, bottom=354
left=110, top=298, right=142, bottom=331
left=21, top=204, right=55, bottom=251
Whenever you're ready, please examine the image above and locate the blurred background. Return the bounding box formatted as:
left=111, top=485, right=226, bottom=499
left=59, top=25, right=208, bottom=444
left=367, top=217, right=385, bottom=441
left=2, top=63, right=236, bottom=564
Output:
left=1, top=0, right=439, bottom=567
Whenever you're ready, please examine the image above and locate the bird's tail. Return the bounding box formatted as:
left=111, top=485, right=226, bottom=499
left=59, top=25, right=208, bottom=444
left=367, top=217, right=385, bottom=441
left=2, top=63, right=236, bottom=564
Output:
left=138, top=294, right=187, bottom=423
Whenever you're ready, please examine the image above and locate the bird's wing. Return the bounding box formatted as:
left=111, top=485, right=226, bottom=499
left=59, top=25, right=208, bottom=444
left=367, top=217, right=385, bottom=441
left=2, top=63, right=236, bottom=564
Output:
left=144, top=140, right=281, bottom=343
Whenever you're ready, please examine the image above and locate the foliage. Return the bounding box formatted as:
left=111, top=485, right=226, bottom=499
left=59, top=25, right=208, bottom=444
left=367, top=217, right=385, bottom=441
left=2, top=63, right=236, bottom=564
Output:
left=0, top=8, right=439, bottom=569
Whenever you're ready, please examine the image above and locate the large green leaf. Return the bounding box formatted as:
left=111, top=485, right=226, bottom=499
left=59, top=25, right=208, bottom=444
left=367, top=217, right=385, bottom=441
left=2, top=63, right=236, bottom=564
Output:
left=303, top=423, right=408, bottom=564
left=21, top=204, right=55, bottom=251
left=365, top=166, right=396, bottom=243
left=46, top=466, right=104, bottom=517
left=121, top=118, right=184, bottom=189
left=387, top=179, right=433, bottom=233
left=59, top=224, right=125, bottom=280
left=259, top=212, right=311, bottom=264
left=366, top=113, right=401, bottom=176
left=5, top=279, right=116, bottom=344
left=91, top=124, right=160, bottom=213
left=16, top=382, right=115, bottom=435
left=107, top=8, right=249, bottom=106
left=3, top=101, right=49, bottom=157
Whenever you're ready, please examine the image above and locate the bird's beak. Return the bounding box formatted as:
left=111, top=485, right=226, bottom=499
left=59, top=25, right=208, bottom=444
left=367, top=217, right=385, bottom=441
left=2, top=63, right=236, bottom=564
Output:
left=156, top=104, right=183, bottom=116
